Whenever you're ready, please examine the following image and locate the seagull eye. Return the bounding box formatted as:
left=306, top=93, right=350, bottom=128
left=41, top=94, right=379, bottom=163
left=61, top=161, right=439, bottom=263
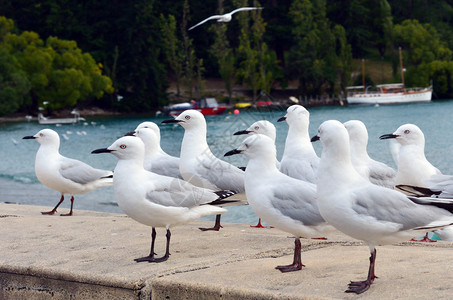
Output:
left=39, top=133, right=44, bottom=137
left=120, top=144, right=127, bottom=149
left=185, top=115, right=191, bottom=120
left=404, top=129, right=410, bottom=134
left=254, top=126, right=259, bottom=130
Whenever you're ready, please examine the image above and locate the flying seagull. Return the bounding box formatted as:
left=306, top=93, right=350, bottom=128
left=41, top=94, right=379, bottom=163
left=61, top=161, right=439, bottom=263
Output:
left=188, top=7, right=263, bottom=31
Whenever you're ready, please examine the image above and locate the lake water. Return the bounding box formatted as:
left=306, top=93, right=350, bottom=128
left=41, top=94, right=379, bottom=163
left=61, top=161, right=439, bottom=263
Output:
left=2, top=100, right=453, bottom=224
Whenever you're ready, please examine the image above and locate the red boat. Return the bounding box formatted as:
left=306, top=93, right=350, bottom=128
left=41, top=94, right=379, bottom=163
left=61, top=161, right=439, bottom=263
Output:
left=166, top=98, right=227, bottom=117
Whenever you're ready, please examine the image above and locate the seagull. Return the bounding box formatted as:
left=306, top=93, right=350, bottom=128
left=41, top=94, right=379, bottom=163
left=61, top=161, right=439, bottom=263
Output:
left=162, top=110, right=246, bottom=231
left=92, top=136, right=236, bottom=263
left=130, top=122, right=182, bottom=179
left=312, top=120, right=453, bottom=294
left=343, top=120, right=396, bottom=188
left=278, top=105, right=319, bottom=183
left=225, top=134, right=333, bottom=272
left=380, top=124, right=443, bottom=242
left=234, top=120, right=280, bottom=228
left=23, top=129, right=113, bottom=216
left=380, top=123, right=441, bottom=188
left=188, top=7, right=263, bottom=31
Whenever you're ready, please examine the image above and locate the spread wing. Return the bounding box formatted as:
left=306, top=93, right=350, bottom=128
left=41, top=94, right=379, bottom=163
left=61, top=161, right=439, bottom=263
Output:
left=189, top=15, right=222, bottom=30
left=230, top=7, right=263, bottom=15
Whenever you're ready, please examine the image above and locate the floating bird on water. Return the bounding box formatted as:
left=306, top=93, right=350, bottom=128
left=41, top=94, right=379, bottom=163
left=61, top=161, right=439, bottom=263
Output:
left=189, top=7, right=263, bottom=31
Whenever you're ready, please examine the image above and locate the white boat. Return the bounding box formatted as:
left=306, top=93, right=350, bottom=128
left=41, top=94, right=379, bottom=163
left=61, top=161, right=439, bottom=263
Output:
left=346, top=83, right=432, bottom=105
left=346, top=47, right=432, bottom=105
left=38, top=110, right=85, bottom=125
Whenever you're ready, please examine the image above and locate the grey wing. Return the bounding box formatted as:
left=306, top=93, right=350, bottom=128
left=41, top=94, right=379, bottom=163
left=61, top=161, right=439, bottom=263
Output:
left=196, top=157, right=245, bottom=192
left=272, top=181, right=324, bottom=226
left=425, top=174, right=453, bottom=198
left=189, top=15, right=221, bottom=30
left=280, top=158, right=317, bottom=183
left=59, top=157, right=112, bottom=184
left=368, top=161, right=396, bottom=188
left=146, top=176, right=218, bottom=208
left=151, top=155, right=182, bottom=179
left=351, top=185, right=452, bottom=231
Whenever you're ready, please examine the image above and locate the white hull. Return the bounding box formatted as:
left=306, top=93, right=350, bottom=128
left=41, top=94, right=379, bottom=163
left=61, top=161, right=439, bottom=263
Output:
left=347, top=87, right=432, bottom=105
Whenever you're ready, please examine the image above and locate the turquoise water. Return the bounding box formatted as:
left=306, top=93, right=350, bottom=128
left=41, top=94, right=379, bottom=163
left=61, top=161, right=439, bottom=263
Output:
left=2, top=100, right=453, bottom=224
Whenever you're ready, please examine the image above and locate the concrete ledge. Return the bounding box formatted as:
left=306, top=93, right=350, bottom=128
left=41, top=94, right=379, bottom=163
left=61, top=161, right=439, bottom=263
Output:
left=1, top=203, right=453, bottom=299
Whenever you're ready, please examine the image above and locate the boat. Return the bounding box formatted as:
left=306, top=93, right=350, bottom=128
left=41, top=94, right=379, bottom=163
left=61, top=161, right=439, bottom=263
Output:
left=166, top=98, right=227, bottom=117
left=346, top=83, right=432, bottom=105
left=346, top=48, right=432, bottom=105
left=38, top=109, right=85, bottom=125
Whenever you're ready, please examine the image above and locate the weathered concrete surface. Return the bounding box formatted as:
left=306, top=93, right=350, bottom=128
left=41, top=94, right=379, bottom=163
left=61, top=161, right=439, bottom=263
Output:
left=1, top=203, right=452, bottom=299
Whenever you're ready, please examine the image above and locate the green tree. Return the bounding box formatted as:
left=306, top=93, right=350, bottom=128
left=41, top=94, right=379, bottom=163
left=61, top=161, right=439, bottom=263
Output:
left=181, top=0, right=204, bottom=99
left=0, top=47, right=31, bottom=115
left=287, top=0, right=351, bottom=96
left=160, top=14, right=185, bottom=97
left=235, top=0, right=279, bottom=101
left=394, top=19, right=453, bottom=89
left=209, top=0, right=236, bottom=104
left=1, top=17, right=113, bottom=112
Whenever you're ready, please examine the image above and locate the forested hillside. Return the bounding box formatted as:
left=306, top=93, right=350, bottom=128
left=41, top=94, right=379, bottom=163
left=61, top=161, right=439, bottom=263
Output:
left=0, top=0, right=452, bottom=115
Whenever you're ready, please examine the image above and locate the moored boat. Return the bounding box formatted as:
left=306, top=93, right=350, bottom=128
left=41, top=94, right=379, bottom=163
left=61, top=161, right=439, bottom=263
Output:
left=346, top=83, right=432, bottom=105
left=166, top=98, right=227, bottom=117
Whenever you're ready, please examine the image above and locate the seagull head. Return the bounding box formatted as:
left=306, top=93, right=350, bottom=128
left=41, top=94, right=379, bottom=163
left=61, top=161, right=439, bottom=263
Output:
left=312, top=120, right=349, bottom=149
left=380, top=123, right=425, bottom=147
left=162, top=109, right=206, bottom=130
left=278, top=104, right=309, bottom=128
left=92, top=136, right=145, bottom=161
left=135, top=121, right=161, bottom=140
left=133, top=128, right=159, bottom=153
left=234, top=120, right=276, bottom=141
left=225, top=134, right=276, bottom=160
left=23, top=128, right=60, bottom=147
left=343, top=120, right=369, bottom=148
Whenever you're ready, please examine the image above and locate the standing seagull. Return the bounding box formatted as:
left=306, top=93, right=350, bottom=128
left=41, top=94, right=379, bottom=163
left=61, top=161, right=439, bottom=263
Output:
left=92, top=136, right=234, bottom=262
left=380, top=123, right=441, bottom=188
left=131, top=122, right=182, bottom=179
left=234, top=120, right=280, bottom=228
left=162, top=110, right=246, bottom=231
left=343, top=120, right=396, bottom=188
left=189, top=7, right=263, bottom=31
left=312, top=120, right=453, bottom=294
left=380, top=124, right=443, bottom=242
left=225, top=134, right=333, bottom=272
left=23, top=129, right=113, bottom=216
left=278, top=105, right=319, bottom=183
